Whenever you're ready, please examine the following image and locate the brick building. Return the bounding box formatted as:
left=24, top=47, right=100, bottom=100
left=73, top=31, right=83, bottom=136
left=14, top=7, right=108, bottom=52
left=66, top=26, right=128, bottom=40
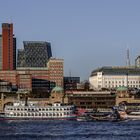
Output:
left=0, top=58, right=64, bottom=97
left=2, top=23, right=16, bottom=70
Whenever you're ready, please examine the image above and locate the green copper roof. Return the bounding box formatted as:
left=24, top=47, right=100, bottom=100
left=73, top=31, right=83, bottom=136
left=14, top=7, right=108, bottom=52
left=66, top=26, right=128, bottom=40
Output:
left=52, top=86, right=64, bottom=93
left=116, top=86, right=128, bottom=91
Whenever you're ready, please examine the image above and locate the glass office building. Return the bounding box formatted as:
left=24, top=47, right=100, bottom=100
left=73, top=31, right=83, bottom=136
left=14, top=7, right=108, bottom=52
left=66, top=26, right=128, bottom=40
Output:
left=17, top=41, right=52, bottom=67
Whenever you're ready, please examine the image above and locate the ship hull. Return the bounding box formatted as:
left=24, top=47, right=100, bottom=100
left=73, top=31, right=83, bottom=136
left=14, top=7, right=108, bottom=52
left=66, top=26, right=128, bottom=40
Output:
left=0, top=116, right=76, bottom=121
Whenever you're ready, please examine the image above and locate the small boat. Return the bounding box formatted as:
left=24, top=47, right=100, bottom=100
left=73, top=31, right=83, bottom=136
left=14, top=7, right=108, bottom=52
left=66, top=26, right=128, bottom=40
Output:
left=90, top=112, right=113, bottom=121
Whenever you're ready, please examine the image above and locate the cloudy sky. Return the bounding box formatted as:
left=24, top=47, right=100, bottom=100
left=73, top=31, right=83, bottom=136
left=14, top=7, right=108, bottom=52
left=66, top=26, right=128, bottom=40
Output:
left=0, top=0, right=140, bottom=80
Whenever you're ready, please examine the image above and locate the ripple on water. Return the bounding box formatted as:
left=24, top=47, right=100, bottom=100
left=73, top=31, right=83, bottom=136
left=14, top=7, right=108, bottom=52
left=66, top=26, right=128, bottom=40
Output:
left=0, top=120, right=140, bottom=140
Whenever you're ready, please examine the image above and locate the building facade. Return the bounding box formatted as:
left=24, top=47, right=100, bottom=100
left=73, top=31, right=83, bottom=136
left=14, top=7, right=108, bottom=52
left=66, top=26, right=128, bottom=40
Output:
left=66, top=91, right=116, bottom=109
left=135, top=56, right=140, bottom=68
left=47, top=58, right=64, bottom=88
left=17, top=41, right=52, bottom=67
left=89, top=66, right=140, bottom=90
left=0, top=58, right=64, bottom=97
left=2, top=23, right=16, bottom=70
left=64, top=77, right=80, bottom=90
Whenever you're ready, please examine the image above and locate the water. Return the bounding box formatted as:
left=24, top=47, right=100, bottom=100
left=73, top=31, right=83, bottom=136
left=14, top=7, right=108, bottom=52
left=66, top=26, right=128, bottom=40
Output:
left=0, top=120, right=140, bottom=140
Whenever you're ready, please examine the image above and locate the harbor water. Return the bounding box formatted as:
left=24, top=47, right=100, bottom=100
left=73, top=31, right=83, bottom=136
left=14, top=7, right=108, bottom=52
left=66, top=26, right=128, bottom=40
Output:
left=0, top=120, right=140, bottom=140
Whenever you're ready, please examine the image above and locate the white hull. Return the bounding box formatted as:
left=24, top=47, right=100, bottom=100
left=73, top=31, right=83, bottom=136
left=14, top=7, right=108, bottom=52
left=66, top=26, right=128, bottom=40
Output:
left=127, top=115, right=140, bottom=120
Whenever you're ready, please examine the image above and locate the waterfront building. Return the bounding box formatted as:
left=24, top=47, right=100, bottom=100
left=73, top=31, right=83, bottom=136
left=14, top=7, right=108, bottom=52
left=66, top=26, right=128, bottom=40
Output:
left=17, top=73, right=32, bottom=92
left=135, top=56, right=140, bottom=68
left=2, top=23, right=16, bottom=70
left=66, top=91, right=116, bottom=109
left=64, top=77, right=80, bottom=90
left=116, top=86, right=140, bottom=105
left=17, top=67, right=50, bottom=97
left=17, top=41, right=52, bottom=67
left=89, top=66, right=140, bottom=90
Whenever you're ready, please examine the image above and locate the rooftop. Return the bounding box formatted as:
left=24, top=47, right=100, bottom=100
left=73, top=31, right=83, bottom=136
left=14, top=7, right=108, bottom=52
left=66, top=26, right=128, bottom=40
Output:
left=90, top=66, right=140, bottom=76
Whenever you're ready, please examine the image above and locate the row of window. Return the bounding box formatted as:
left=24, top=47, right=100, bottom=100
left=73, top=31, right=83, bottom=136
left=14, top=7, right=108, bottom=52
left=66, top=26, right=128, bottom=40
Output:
left=7, top=112, right=70, bottom=117
left=105, top=85, right=140, bottom=88
left=6, top=107, right=72, bottom=111
left=105, top=81, right=140, bottom=84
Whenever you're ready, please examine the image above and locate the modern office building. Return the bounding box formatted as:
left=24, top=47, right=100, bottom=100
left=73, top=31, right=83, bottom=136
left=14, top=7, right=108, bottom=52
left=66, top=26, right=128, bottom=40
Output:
left=17, top=41, right=52, bottom=67
left=89, top=66, right=140, bottom=90
left=2, top=23, right=16, bottom=70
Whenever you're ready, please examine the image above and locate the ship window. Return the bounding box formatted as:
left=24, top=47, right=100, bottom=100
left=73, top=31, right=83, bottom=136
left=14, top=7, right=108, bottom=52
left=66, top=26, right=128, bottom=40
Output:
left=32, top=113, right=34, bottom=116
left=57, top=113, right=59, bottom=116
left=17, top=113, right=20, bottom=116
left=25, top=108, right=27, bottom=111
left=67, top=112, right=69, bottom=115
left=39, top=113, right=41, bottom=116
left=10, top=108, right=13, bottom=111
left=17, top=108, right=20, bottom=111
left=53, top=113, right=55, bottom=116
left=21, top=113, right=23, bottom=116
left=60, top=108, right=62, bottom=111
left=53, top=108, right=55, bottom=111
left=39, top=109, right=41, bottom=111
left=49, top=113, right=52, bottom=116
left=64, top=112, right=66, bottom=115
left=42, top=108, right=45, bottom=111
left=50, top=109, right=52, bottom=111
left=32, top=109, right=34, bottom=111
left=57, top=109, right=59, bottom=111
left=28, top=109, right=30, bottom=111
left=46, top=113, right=48, bottom=116
left=25, top=113, right=27, bottom=116
left=46, top=109, right=48, bottom=111
left=35, top=113, right=37, bottom=116
left=28, top=113, right=30, bottom=116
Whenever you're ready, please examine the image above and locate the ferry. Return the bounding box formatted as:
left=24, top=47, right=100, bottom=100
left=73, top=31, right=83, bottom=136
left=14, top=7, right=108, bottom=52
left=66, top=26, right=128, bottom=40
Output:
left=0, top=101, right=76, bottom=120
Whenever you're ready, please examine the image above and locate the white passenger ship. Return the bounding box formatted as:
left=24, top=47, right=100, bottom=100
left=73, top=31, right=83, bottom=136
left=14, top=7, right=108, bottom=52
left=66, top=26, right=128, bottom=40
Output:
left=0, top=101, right=76, bottom=120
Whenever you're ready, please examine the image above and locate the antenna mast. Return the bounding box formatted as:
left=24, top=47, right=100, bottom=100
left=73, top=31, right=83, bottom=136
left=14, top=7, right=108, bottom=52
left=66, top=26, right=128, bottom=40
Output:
left=126, top=48, right=130, bottom=66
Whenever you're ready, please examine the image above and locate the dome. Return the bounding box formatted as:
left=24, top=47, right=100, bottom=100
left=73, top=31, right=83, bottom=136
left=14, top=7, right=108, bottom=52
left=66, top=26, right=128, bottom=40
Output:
left=52, top=86, right=64, bottom=93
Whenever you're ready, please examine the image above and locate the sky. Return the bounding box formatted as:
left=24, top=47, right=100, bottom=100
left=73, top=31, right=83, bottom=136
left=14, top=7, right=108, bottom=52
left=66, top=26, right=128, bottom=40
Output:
left=0, top=0, right=140, bottom=80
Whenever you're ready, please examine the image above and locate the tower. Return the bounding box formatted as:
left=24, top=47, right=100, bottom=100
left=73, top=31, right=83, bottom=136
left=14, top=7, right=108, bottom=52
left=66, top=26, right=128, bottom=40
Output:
left=2, top=23, right=16, bottom=70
